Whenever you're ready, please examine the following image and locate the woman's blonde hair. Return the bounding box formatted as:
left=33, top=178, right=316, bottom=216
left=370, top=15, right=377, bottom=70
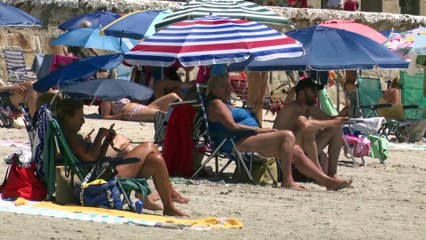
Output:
left=206, top=74, right=228, bottom=102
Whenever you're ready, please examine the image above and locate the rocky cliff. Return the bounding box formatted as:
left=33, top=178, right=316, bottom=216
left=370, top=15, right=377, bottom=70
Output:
left=1, top=0, right=425, bottom=82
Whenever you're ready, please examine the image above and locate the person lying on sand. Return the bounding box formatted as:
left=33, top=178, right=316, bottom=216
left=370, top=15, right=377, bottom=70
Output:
left=56, top=98, right=189, bottom=216
left=206, top=75, right=352, bottom=191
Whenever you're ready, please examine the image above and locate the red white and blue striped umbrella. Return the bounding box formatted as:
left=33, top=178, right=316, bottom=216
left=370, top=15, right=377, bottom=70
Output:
left=123, top=16, right=303, bottom=67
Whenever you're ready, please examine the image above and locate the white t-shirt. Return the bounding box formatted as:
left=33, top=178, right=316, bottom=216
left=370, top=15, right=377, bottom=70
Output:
left=327, top=0, right=343, bottom=8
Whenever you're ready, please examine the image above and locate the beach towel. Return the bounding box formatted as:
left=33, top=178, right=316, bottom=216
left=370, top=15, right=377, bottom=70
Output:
left=0, top=198, right=242, bottom=230
left=368, top=135, right=389, bottom=161
left=162, top=104, right=196, bottom=177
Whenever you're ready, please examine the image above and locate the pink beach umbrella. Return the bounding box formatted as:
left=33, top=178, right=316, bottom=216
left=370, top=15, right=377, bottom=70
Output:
left=123, top=16, right=304, bottom=67
left=320, top=19, right=387, bottom=44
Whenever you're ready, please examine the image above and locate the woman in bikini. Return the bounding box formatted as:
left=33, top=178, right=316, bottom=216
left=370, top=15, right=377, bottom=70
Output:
left=56, top=98, right=189, bottom=216
left=99, top=93, right=181, bottom=122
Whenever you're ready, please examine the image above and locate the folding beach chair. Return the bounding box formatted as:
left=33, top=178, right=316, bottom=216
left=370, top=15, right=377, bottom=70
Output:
left=187, top=84, right=279, bottom=185
left=1, top=45, right=36, bottom=83
left=399, top=72, right=426, bottom=141
left=32, top=105, right=150, bottom=211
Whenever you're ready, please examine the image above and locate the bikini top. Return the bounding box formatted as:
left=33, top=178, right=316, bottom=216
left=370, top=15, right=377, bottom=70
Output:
left=111, top=98, right=131, bottom=114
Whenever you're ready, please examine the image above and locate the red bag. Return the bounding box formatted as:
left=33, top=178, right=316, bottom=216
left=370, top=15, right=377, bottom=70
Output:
left=0, top=162, right=47, bottom=201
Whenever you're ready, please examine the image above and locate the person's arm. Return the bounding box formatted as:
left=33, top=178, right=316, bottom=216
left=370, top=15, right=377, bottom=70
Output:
left=65, top=128, right=112, bottom=162
left=295, top=106, right=348, bottom=132
left=0, top=84, right=26, bottom=95
left=99, top=101, right=130, bottom=120
left=209, top=99, right=274, bottom=133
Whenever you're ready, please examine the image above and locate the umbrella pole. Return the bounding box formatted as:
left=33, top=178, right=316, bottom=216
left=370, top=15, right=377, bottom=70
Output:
left=336, top=78, right=340, bottom=113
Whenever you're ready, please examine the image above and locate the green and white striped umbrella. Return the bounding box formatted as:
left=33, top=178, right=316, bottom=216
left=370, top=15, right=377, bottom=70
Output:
left=156, top=0, right=289, bottom=29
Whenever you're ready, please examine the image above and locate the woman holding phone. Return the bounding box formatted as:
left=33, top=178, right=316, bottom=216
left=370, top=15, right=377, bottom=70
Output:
left=56, top=98, right=189, bottom=217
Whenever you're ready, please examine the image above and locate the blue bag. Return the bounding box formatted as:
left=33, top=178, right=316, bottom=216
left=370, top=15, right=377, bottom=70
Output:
left=74, top=162, right=123, bottom=209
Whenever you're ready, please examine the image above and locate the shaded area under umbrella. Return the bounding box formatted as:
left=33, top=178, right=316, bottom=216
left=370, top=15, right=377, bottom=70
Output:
left=33, top=53, right=123, bottom=93
left=59, top=10, right=120, bottom=31
left=50, top=27, right=137, bottom=53
left=228, top=26, right=408, bottom=72
left=100, top=10, right=171, bottom=40
left=0, top=3, right=41, bottom=27
left=62, top=79, right=153, bottom=101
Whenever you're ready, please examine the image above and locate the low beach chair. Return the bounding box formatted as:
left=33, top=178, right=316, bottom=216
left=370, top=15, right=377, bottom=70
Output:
left=187, top=84, right=279, bottom=185
left=31, top=105, right=150, bottom=211
left=1, top=45, right=36, bottom=83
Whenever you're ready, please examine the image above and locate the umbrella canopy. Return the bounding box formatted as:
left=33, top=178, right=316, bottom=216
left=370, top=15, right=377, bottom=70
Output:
left=59, top=10, right=120, bottom=31
left=228, top=26, right=408, bottom=72
left=50, top=27, right=137, bottom=52
left=62, top=79, right=153, bottom=101
left=124, top=16, right=303, bottom=67
left=319, top=20, right=387, bottom=43
left=156, top=0, right=289, bottom=29
left=384, top=27, right=426, bottom=59
left=33, top=53, right=123, bottom=93
left=100, top=10, right=172, bottom=40
left=0, top=3, right=42, bottom=27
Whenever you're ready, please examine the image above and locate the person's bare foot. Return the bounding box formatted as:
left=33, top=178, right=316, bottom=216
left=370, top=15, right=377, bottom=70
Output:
left=163, top=206, right=189, bottom=217
left=172, top=191, right=189, bottom=204
left=326, top=178, right=353, bottom=191
left=281, top=181, right=306, bottom=190
left=135, top=193, right=163, bottom=211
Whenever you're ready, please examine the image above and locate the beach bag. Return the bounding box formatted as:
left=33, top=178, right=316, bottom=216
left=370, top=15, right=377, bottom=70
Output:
left=74, top=163, right=123, bottom=209
left=0, top=156, right=47, bottom=201
left=233, top=157, right=278, bottom=185
left=343, top=135, right=371, bottom=157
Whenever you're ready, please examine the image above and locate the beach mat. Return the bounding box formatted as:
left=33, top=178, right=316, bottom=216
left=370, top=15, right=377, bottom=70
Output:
left=0, top=198, right=242, bottom=230
left=0, top=140, right=30, bottom=151
left=388, top=142, right=426, bottom=151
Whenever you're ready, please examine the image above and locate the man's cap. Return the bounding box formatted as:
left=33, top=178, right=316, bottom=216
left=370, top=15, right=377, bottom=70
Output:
left=295, top=78, right=324, bottom=93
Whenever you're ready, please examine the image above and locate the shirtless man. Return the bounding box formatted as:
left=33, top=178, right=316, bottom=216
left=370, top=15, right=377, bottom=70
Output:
left=273, top=78, right=348, bottom=177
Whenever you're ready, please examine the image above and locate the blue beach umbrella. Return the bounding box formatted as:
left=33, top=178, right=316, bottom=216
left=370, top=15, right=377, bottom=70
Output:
left=228, top=26, right=408, bottom=72
left=62, top=79, right=153, bottom=101
left=0, top=3, right=42, bottom=27
left=59, top=10, right=120, bottom=31
left=50, top=27, right=137, bottom=53
left=33, top=53, right=123, bottom=93
left=100, top=10, right=172, bottom=40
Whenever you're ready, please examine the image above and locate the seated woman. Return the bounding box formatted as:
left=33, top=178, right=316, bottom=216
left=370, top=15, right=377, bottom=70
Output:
left=0, top=81, right=39, bottom=118
left=206, top=75, right=352, bottom=190
left=99, top=93, right=181, bottom=122
left=55, top=98, right=189, bottom=216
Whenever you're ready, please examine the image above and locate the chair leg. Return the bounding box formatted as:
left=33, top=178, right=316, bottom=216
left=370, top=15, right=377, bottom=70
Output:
left=116, top=177, right=135, bottom=212
left=231, top=139, right=256, bottom=184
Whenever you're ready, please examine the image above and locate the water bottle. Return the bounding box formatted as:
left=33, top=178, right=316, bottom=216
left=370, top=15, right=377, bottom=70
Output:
left=135, top=200, right=144, bottom=214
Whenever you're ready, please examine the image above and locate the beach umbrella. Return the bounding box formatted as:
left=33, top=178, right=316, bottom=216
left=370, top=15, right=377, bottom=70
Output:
left=0, top=3, right=42, bottom=27
left=384, top=27, right=426, bottom=59
left=227, top=26, right=408, bottom=72
left=59, top=10, right=120, bottom=31
left=100, top=10, right=172, bottom=40
left=33, top=53, right=123, bottom=93
left=50, top=27, right=137, bottom=53
left=156, top=0, right=289, bottom=29
left=319, top=20, right=387, bottom=43
left=62, top=79, right=153, bottom=101
left=124, top=16, right=303, bottom=67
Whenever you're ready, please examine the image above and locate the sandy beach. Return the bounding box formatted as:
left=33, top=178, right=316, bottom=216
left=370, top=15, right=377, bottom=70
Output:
left=0, top=105, right=425, bottom=240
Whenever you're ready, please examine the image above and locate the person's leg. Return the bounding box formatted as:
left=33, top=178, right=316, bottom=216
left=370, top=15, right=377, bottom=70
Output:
left=148, top=92, right=181, bottom=111
left=154, top=79, right=186, bottom=99
left=115, top=142, right=188, bottom=216
left=295, top=129, right=322, bottom=171
left=292, top=145, right=352, bottom=190
left=247, top=71, right=267, bottom=126
left=237, top=130, right=303, bottom=190
left=316, top=127, right=343, bottom=177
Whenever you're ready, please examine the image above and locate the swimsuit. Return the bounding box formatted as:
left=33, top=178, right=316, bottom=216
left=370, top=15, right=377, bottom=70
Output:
left=111, top=98, right=148, bottom=121
left=208, top=103, right=258, bottom=152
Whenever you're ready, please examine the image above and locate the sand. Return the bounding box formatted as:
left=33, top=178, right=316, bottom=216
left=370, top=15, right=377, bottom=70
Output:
left=0, top=105, right=425, bottom=240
